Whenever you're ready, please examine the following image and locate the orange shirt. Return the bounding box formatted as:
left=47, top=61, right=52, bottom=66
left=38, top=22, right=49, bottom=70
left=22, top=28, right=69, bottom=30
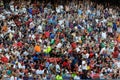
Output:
left=2, top=26, right=8, bottom=32
left=34, top=45, right=41, bottom=52
left=117, top=35, right=120, bottom=42
left=116, top=21, right=120, bottom=26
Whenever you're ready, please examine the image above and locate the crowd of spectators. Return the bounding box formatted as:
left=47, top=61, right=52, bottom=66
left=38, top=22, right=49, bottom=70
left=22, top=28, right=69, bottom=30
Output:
left=0, top=0, right=120, bottom=80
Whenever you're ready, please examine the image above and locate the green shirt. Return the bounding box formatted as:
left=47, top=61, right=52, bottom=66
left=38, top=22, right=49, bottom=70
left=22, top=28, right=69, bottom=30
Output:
left=50, top=39, right=55, bottom=45
left=72, top=73, right=77, bottom=78
left=81, top=36, right=84, bottom=40
left=100, top=42, right=105, bottom=48
left=110, top=42, right=114, bottom=48
left=87, top=27, right=93, bottom=33
left=7, top=70, right=12, bottom=75
left=56, top=75, right=63, bottom=80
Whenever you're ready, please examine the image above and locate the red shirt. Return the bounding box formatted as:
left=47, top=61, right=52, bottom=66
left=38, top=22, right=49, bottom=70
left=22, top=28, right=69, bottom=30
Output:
left=89, top=53, right=94, bottom=58
left=25, top=21, right=30, bottom=26
left=68, top=49, right=73, bottom=53
left=14, top=20, right=21, bottom=26
left=71, top=42, right=77, bottom=49
left=55, top=38, right=60, bottom=44
left=92, top=73, right=100, bottom=79
left=39, top=64, right=44, bottom=70
left=32, top=9, right=37, bottom=15
left=113, top=51, right=119, bottom=58
left=1, top=56, right=8, bottom=63
left=13, top=43, right=17, bottom=48
left=62, top=61, right=69, bottom=67
left=17, top=42, right=23, bottom=47
left=114, top=46, right=118, bottom=52
left=45, top=31, right=50, bottom=38
left=35, top=34, right=39, bottom=41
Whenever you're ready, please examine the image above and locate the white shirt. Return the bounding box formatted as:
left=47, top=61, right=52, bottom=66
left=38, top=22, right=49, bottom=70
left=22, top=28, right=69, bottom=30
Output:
left=56, top=7, right=60, bottom=13
left=31, top=34, right=35, bottom=39
left=18, top=79, right=23, bottom=80
left=29, top=22, right=35, bottom=29
left=58, top=19, right=64, bottom=25
left=74, top=75, right=80, bottom=80
left=86, top=53, right=89, bottom=58
left=82, top=64, right=87, bottom=70
left=38, top=25, right=43, bottom=32
left=116, top=62, right=120, bottom=68
left=10, top=5, right=14, bottom=12
left=10, top=76, right=17, bottom=80
left=59, top=5, right=63, bottom=10
left=23, top=51, right=29, bottom=56
left=19, top=31, right=22, bottom=38
left=22, top=7, right=27, bottom=13
left=76, top=47, right=80, bottom=52
left=101, top=32, right=107, bottom=39
left=82, top=61, right=87, bottom=70
left=0, top=33, right=4, bottom=38
left=5, top=54, right=10, bottom=59
left=56, top=64, right=60, bottom=73
left=87, top=9, right=91, bottom=14
left=15, top=50, right=20, bottom=56
left=78, top=65, right=82, bottom=72
left=100, top=73, right=105, bottom=79
left=56, top=43, right=62, bottom=48
left=18, top=62, right=22, bottom=69
left=36, top=69, right=44, bottom=75
left=43, top=76, right=47, bottom=80
left=100, top=47, right=106, bottom=54
left=2, top=15, right=5, bottom=20
left=18, top=62, right=25, bottom=69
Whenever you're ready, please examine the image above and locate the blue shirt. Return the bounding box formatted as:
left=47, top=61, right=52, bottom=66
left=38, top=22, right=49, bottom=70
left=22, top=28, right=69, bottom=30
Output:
left=50, top=33, right=55, bottom=39
left=28, top=8, right=32, bottom=14
left=113, top=23, right=117, bottom=30
left=78, top=9, right=82, bottom=15
left=33, top=56, right=38, bottom=61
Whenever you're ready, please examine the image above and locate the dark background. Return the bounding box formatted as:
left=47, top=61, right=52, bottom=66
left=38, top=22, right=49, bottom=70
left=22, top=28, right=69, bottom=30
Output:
left=2, top=0, right=120, bottom=8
